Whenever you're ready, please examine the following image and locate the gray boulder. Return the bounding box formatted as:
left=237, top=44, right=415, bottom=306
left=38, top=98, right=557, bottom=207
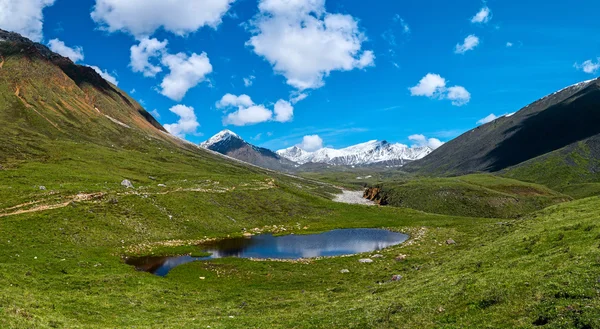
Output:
left=121, top=180, right=134, bottom=189
left=359, top=258, right=373, bottom=263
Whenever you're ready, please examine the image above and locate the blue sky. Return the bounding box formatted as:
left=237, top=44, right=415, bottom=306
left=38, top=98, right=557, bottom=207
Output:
left=2, top=0, right=599, bottom=151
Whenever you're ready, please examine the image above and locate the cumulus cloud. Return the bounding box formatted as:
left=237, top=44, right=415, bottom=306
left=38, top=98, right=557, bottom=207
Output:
left=130, top=37, right=168, bottom=77
left=243, top=75, right=255, bottom=87
left=574, top=58, right=600, bottom=74
left=91, top=0, right=235, bottom=38
left=247, top=0, right=374, bottom=90
left=477, top=113, right=498, bottom=125
left=409, top=73, right=470, bottom=106
left=159, top=52, right=213, bottom=101
left=223, top=105, right=273, bottom=126
left=218, top=94, right=294, bottom=126
left=471, top=6, right=491, bottom=24
left=89, top=65, right=119, bottom=85
left=0, top=0, right=56, bottom=42
left=216, top=93, right=254, bottom=109
left=506, top=42, right=513, bottom=48
left=409, top=134, right=444, bottom=150
left=150, top=109, right=160, bottom=119
left=274, top=100, right=294, bottom=122
left=455, top=34, right=479, bottom=54
left=409, top=73, right=447, bottom=97
left=163, top=104, right=200, bottom=138
left=298, top=135, right=323, bottom=151
left=48, top=39, right=84, bottom=62
left=446, top=86, right=471, bottom=106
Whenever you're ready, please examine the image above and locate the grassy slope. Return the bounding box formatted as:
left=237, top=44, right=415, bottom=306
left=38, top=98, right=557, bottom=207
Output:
left=344, top=173, right=568, bottom=219
left=503, top=138, right=600, bottom=199
left=1, top=148, right=600, bottom=328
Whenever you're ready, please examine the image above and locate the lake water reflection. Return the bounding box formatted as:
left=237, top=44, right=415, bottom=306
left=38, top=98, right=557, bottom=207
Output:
left=126, top=228, right=408, bottom=276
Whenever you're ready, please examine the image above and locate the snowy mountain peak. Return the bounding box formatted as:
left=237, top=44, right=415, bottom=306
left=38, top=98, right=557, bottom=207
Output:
left=277, top=140, right=433, bottom=166
left=200, top=130, right=242, bottom=148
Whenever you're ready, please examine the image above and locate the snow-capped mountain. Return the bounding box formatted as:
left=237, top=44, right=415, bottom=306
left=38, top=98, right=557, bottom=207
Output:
left=200, top=130, right=297, bottom=172
left=277, top=140, right=432, bottom=166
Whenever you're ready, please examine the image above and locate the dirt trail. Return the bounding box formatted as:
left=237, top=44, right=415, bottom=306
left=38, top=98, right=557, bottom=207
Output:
left=15, top=85, right=62, bottom=130
left=0, top=193, right=105, bottom=218
left=0, top=180, right=277, bottom=218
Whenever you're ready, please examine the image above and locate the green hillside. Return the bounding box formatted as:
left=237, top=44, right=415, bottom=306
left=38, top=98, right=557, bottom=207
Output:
left=503, top=136, right=600, bottom=199
left=363, top=174, right=570, bottom=218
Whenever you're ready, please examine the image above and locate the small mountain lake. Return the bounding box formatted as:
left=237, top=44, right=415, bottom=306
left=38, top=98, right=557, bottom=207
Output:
left=126, top=228, right=409, bottom=276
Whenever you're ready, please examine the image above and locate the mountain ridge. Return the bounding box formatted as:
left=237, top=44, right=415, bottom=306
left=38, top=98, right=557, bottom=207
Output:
left=277, top=140, right=432, bottom=166
left=406, top=77, right=600, bottom=177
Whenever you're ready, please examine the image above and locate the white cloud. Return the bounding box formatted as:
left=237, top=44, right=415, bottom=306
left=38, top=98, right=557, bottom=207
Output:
left=89, top=65, right=119, bottom=85
left=130, top=88, right=136, bottom=94
left=223, top=105, right=273, bottom=126
left=506, top=42, right=513, bottom=48
left=393, top=14, right=410, bottom=33
left=150, top=109, right=160, bottom=119
left=455, top=35, right=479, bottom=54
left=409, top=73, right=446, bottom=97
left=160, top=52, right=213, bottom=101
left=243, top=75, right=255, bottom=87
left=163, top=105, right=200, bottom=138
left=290, top=92, right=308, bottom=104
left=409, top=134, right=444, bottom=150
left=446, top=86, right=471, bottom=106
left=216, top=93, right=254, bottom=109
left=274, top=99, right=293, bottom=122
left=0, top=0, right=56, bottom=42
left=247, top=0, right=374, bottom=90
left=218, top=93, right=294, bottom=126
left=298, top=135, right=323, bottom=151
left=409, top=73, right=471, bottom=106
left=471, top=6, right=491, bottom=24
left=48, top=39, right=84, bottom=62
left=477, top=113, right=498, bottom=125
left=91, top=0, right=235, bottom=38
left=130, top=37, right=168, bottom=77
left=574, top=58, right=600, bottom=74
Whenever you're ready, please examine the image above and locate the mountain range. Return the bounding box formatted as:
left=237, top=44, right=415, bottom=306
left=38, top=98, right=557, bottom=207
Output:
left=200, top=131, right=433, bottom=170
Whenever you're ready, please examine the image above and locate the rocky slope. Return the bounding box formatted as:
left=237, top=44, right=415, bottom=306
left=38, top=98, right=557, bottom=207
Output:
left=200, top=130, right=297, bottom=172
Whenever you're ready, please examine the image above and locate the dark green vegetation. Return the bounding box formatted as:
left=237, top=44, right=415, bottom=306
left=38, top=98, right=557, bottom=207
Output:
left=365, top=174, right=570, bottom=218
left=2, top=30, right=600, bottom=328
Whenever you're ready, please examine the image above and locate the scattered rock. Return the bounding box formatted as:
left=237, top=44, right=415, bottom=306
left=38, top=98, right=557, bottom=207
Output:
left=391, top=274, right=403, bottom=281
left=372, top=254, right=384, bottom=258
left=39, top=186, right=46, bottom=190
left=340, top=269, right=350, bottom=274
left=121, top=179, right=134, bottom=189
left=437, top=306, right=445, bottom=313
left=157, top=184, right=167, bottom=187
left=148, top=176, right=157, bottom=180
left=395, top=254, right=407, bottom=262
left=243, top=233, right=253, bottom=238
left=199, top=277, right=205, bottom=280
left=359, top=258, right=373, bottom=263
left=446, top=239, right=456, bottom=245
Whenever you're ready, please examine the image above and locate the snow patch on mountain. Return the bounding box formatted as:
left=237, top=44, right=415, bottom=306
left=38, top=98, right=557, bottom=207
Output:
left=200, top=130, right=240, bottom=149
left=277, top=140, right=432, bottom=166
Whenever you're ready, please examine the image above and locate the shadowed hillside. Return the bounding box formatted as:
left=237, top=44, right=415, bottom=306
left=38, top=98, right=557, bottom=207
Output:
left=406, top=78, right=600, bottom=176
